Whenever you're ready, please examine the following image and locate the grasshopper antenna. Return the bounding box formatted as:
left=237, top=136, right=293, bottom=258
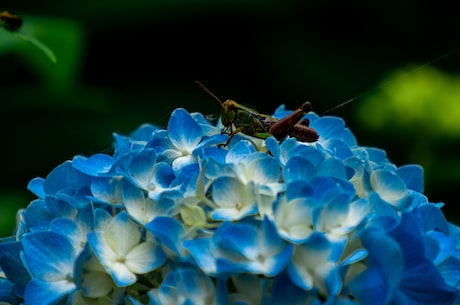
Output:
left=195, top=80, right=224, bottom=106
left=320, top=46, right=460, bottom=116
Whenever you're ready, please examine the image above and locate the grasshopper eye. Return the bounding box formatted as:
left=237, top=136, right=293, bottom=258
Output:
left=0, top=11, right=23, bottom=31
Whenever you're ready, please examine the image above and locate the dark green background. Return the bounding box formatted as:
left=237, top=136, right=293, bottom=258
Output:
left=1, top=0, right=460, bottom=236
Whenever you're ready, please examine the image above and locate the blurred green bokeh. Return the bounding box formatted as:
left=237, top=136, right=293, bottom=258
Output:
left=1, top=0, right=460, bottom=236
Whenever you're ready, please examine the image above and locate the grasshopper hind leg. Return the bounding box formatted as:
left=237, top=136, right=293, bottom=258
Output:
left=298, top=118, right=311, bottom=127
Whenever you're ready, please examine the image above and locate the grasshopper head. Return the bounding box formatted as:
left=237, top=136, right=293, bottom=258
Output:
left=221, top=99, right=238, bottom=127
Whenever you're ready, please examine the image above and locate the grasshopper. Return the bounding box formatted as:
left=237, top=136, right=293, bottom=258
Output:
left=196, top=81, right=319, bottom=144
left=0, top=11, right=22, bottom=31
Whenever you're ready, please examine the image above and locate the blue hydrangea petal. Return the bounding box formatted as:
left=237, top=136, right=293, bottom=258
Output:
left=365, top=147, right=390, bottom=164
left=246, top=155, right=281, bottom=185
left=191, top=112, right=222, bottom=137
left=50, top=218, right=85, bottom=254
left=87, top=231, right=136, bottom=287
left=43, top=161, right=91, bottom=196
left=268, top=272, right=320, bottom=305
left=289, top=143, right=325, bottom=166
left=172, top=155, right=198, bottom=174
left=285, top=181, right=314, bottom=200
left=174, top=268, right=218, bottom=304
left=215, top=222, right=259, bottom=259
left=14, top=210, right=28, bottom=241
left=418, top=204, right=450, bottom=234
left=22, top=231, right=76, bottom=281
left=155, top=148, right=182, bottom=163
left=310, top=176, right=355, bottom=206
left=425, top=231, right=456, bottom=264
left=87, top=212, right=152, bottom=287
left=257, top=218, right=294, bottom=276
left=183, top=238, right=218, bottom=275
left=128, top=123, right=159, bottom=141
left=167, top=108, right=203, bottom=152
left=317, top=158, right=347, bottom=180
left=146, top=216, right=189, bottom=260
left=257, top=243, right=293, bottom=277
left=271, top=104, right=289, bottom=118
left=393, top=260, right=456, bottom=305
left=193, top=145, right=228, bottom=165
left=94, top=208, right=112, bottom=230
left=78, top=258, right=114, bottom=298
left=339, top=127, right=358, bottom=148
left=121, top=182, right=148, bottom=221
left=313, top=116, right=346, bottom=140
left=287, top=234, right=339, bottom=294
left=396, top=164, right=424, bottom=193
left=340, top=248, right=368, bottom=266
left=145, top=130, right=174, bottom=156
left=107, top=212, right=141, bottom=256
left=341, top=198, right=370, bottom=232
left=368, top=192, right=400, bottom=230
left=125, top=241, right=166, bottom=274
left=390, top=212, right=432, bottom=264
left=389, top=213, right=456, bottom=305
left=264, top=137, right=280, bottom=161
left=90, top=176, right=124, bottom=206
left=437, top=256, right=460, bottom=292
left=24, top=278, right=76, bottom=305
left=211, top=177, right=257, bottom=221
left=348, top=227, right=404, bottom=305
left=370, top=169, right=410, bottom=210
left=199, top=133, right=229, bottom=148
left=27, top=177, right=45, bottom=199
left=72, top=154, right=115, bottom=177
left=214, top=218, right=293, bottom=277
left=24, top=199, right=55, bottom=232
left=116, top=149, right=159, bottom=186
left=321, top=138, right=354, bottom=160
left=0, top=241, right=30, bottom=297
left=274, top=197, right=315, bottom=244
left=204, top=158, right=234, bottom=180
left=0, top=278, right=15, bottom=304
left=153, top=162, right=176, bottom=187
left=316, top=195, right=353, bottom=238
left=112, top=133, right=141, bottom=159
left=149, top=267, right=221, bottom=305
left=226, top=140, right=256, bottom=164
left=284, top=156, right=316, bottom=183
left=279, top=137, right=305, bottom=164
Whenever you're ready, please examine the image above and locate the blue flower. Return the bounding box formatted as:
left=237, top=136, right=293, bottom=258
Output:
left=87, top=211, right=166, bottom=287
left=21, top=231, right=79, bottom=304
left=115, top=148, right=179, bottom=200
left=287, top=234, right=341, bottom=296
left=1, top=103, right=460, bottom=305
left=122, top=182, right=175, bottom=225
left=184, top=217, right=293, bottom=277
left=149, top=266, right=226, bottom=305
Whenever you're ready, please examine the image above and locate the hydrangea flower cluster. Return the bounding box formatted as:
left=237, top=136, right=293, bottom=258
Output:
left=1, top=105, right=460, bottom=305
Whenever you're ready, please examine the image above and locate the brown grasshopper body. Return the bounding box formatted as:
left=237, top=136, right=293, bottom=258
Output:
left=197, top=81, right=319, bottom=144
